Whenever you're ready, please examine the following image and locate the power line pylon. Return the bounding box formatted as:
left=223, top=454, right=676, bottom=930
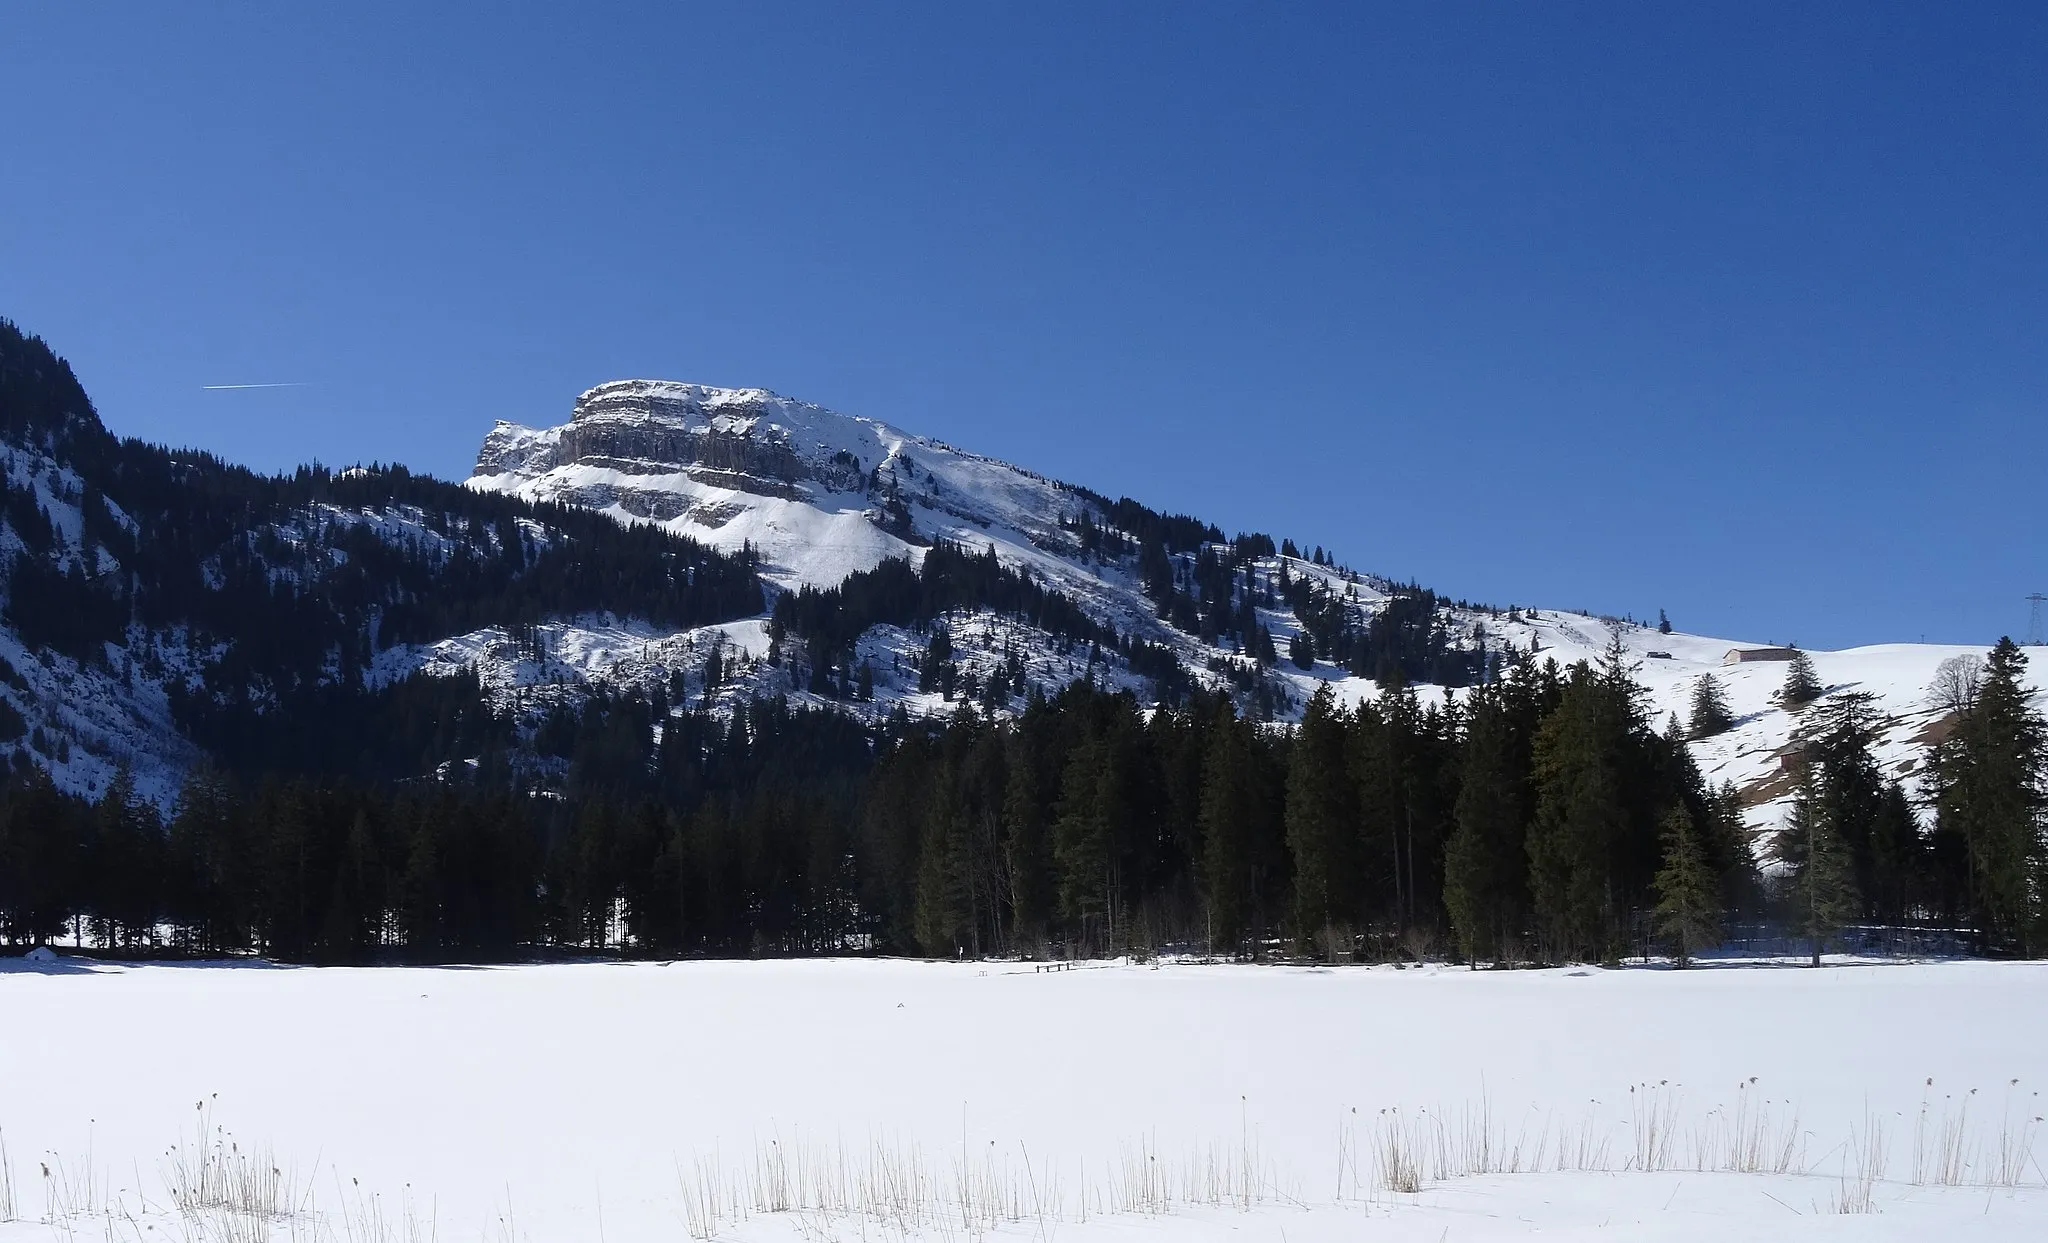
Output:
left=2028, top=593, right=2047, bottom=646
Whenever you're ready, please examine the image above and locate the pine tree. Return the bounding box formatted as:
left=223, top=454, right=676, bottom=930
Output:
left=1652, top=807, right=1720, bottom=967
left=1796, top=692, right=1888, bottom=920
left=1000, top=722, right=1055, bottom=949
left=1527, top=652, right=1649, bottom=962
left=1688, top=674, right=1734, bottom=739
left=1285, top=684, right=1355, bottom=949
left=914, top=787, right=971, bottom=957
left=1774, top=765, right=1860, bottom=966
left=166, top=766, right=251, bottom=955
left=1780, top=649, right=1823, bottom=708
left=1702, top=781, right=1758, bottom=913
left=1443, top=683, right=1527, bottom=964
left=1657, top=609, right=1672, bottom=635
left=1053, top=702, right=1145, bottom=951
left=1929, top=638, right=2045, bottom=954
left=91, top=768, right=162, bottom=947
left=1864, top=779, right=1925, bottom=924
left=1288, top=630, right=1315, bottom=670
left=399, top=803, right=443, bottom=958
left=1198, top=704, right=1261, bottom=952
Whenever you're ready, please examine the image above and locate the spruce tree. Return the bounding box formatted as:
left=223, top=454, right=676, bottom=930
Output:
left=1796, top=692, right=1887, bottom=920
left=91, top=768, right=162, bottom=947
left=1652, top=807, right=1720, bottom=967
left=1443, top=683, right=1527, bottom=965
left=1285, top=684, right=1355, bottom=950
left=1864, top=779, right=1925, bottom=924
left=1198, top=704, right=1260, bottom=952
left=400, top=803, right=443, bottom=958
left=1527, top=645, right=1652, bottom=962
left=1780, top=649, right=1823, bottom=708
left=1001, top=722, right=1055, bottom=950
left=1702, top=781, right=1758, bottom=913
left=1688, top=674, right=1734, bottom=739
left=1289, top=630, right=1315, bottom=670
left=1929, top=638, right=2045, bottom=954
left=1774, top=766, right=1860, bottom=966
left=914, top=788, right=971, bottom=957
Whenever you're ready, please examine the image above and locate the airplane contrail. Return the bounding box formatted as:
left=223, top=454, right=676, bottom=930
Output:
left=202, top=382, right=309, bottom=390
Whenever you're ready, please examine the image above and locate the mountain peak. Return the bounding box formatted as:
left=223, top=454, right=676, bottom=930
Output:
left=571, top=379, right=794, bottom=422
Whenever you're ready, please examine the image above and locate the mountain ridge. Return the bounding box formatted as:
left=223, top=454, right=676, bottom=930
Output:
left=455, top=372, right=2048, bottom=843
left=0, top=321, right=2039, bottom=849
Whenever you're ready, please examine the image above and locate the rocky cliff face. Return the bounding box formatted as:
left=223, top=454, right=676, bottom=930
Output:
left=469, top=379, right=1080, bottom=590
left=478, top=381, right=862, bottom=486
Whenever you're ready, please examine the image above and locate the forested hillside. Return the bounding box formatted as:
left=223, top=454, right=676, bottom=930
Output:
left=0, top=318, right=762, bottom=796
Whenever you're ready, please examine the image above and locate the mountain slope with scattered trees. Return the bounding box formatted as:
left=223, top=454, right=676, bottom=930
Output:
left=3, top=316, right=2046, bottom=966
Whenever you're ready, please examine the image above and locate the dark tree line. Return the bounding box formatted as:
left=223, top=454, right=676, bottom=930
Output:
left=6, top=616, right=2044, bottom=964
left=0, top=697, right=877, bottom=960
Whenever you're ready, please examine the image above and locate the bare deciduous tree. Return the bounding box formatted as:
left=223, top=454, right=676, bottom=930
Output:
left=1927, top=654, right=1985, bottom=716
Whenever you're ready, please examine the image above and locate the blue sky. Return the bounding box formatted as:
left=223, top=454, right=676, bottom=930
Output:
left=3, top=4, right=2043, bottom=649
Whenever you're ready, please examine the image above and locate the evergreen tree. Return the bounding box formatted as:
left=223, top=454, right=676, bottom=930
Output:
left=1657, top=609, right=1672, bottom=635
left=1702, top=781, right=1758, bottom=913
left=1349, top=678, right=1449, bottom=936
left=165, top=767, right=252, bottom=955
left=1688, top=674, right=1734, bottom=739
left=1774, top=765, right=1860, bottom=966
left=90, top=768, right=162, bottom=947
left=1526, top=651, right=1649, bottom=962
left=914, top=783, right=971, bottom=956
left=1289, top=630, right=1315, bottom=670
left=1286, top=685, right=1355, bottom=949
left=1198, top=704, right=1261, bottom=952
left=1051, top=697, right=1146, bottom=950
left=0, top=770, right=86, bottom=944
left=1780, top=650, right=1823, bottom=708
left=399, top=802, right=443, bottom=958
left=1796, top=693, right=1888, bottom=921
left=1929, top=638, right=2045, bottom=954
left=1864, top=779, right=1925, bottom=925
left=1000, top=718, right=1055, bottom=950
left=1652, top=807, right=1719, bottom=967
left=1443, top=682, right=1528, bottom=964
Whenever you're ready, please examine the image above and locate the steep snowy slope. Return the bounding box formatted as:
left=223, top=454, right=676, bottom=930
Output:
left=0, top=440, right=200, bottom=805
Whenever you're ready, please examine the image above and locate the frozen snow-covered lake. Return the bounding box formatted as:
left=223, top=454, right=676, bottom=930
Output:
left=4, top=955, right=2046, bottom=1240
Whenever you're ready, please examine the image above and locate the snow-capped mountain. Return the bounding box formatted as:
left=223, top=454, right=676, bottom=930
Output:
left=3, top=310, right=2041, bottom=845
left=471, top=379, right=1100, bottom=593
left=461, top=379, right=2048, bottom=839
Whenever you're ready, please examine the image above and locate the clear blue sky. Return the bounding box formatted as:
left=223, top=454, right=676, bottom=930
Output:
left=3, top=4, right=2043, bottom=649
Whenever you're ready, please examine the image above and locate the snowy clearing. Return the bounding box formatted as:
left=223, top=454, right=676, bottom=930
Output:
left=3, top=956, right=2045, bottom=1241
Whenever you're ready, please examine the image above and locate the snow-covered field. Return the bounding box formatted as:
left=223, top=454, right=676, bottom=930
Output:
left=5, top=956, right=2046, bottom=1241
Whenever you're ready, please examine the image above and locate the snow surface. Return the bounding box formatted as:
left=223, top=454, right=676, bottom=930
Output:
left=3, top=956, right=2045, bottom=1241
